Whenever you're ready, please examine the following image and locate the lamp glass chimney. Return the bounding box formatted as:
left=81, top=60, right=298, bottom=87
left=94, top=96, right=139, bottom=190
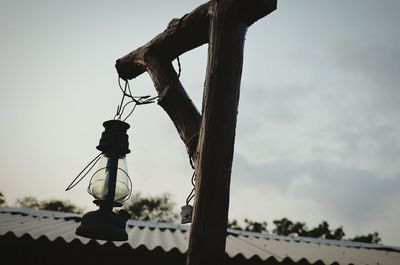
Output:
left=89, top=154, right=131, bottom=203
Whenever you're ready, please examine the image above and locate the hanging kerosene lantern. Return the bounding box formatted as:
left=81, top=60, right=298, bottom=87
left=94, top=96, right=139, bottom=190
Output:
left=66, top=79, right=157, bottom=241
left=75, top=119, right=132, bottom=241
left=181, top=160, right=196, bottom=224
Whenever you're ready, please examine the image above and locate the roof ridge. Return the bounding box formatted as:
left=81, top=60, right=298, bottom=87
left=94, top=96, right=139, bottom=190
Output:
left=2, top=206, right=399, bottom=252
left=227, top=228, right=400, bottom=252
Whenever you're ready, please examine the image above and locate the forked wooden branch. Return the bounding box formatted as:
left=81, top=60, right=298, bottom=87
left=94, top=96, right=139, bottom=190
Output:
left=116, top=2, right=210, bottom=158
left=145, top=57, right=201, bottom=158
left=115, top=0, right=276, bottom=159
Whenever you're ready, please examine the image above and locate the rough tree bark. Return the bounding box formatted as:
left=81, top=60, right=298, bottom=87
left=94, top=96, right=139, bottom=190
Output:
left=115, top=1, right=277, bottom=264
left=145, top=57, right=201, bottom=158
left=185, top=1, right=247, bottom=264
left=115, top=2, right=212, bottom=158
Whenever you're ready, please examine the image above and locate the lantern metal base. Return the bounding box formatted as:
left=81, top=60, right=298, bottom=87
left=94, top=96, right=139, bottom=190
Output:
left=76, top=209, right=130, bottom=241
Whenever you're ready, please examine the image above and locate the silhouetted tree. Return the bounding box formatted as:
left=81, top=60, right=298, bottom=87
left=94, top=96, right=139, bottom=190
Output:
left=229, top=217, right=376, bottom=243
left=273, top=219, right=346, bottom=240
left=330, top=226, right=346, bottom=240
left=40, top=199, right=82, bottom=213
left=15, top=196, right=82, bottom=213
left=227, top=219, right=243, bottom=230
left=11, top=192, right=381, bottom=243
left=307, top=221, right=332, bottom=238
left=16, top=196, right=40, bottom=209
left=124, top=193, right=178, bottom=222
left=273, top=218, right=309, bottom=237
left=291, top=221, right=308, bottom=237
left=273, top=217, right=294, bottom=236
left=352, top=232, right=381, bottom=244
left=0, top=192, right=5, bottom=206
left=244, top=219, right=268, bottom=233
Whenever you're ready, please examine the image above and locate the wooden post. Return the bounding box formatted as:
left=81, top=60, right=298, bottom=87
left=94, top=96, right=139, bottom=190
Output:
left=186, top=1, right=247, bottom=264
left=115, top=1, right=277, bottom=264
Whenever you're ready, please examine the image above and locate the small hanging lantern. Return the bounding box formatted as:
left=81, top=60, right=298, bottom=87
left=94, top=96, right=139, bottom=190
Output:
left=181, top=167, right=196, bottom=224
left=66, top=79, right=157, bottom=241
left=181, top=204, right=193, bottom=224
left=76, top=119, right=132, bottom=241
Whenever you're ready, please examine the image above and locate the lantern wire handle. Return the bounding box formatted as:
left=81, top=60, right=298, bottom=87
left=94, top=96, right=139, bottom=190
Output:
left=65, top=153, right=102, bottom=191
left=67, top=78, right=157, bottom=192
left=120, top=101, right=138, bottom=122
left=114, top=78, right=158, bottom=121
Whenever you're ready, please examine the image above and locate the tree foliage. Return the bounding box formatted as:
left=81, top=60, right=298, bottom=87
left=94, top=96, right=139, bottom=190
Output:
left=124, top=193, right=178, bottom=222
left=16, top=196, right=40, bottom=209
left=229, top=217, right=380, bottom=243
left=244, top=219, right=268, bottom=233
left=228, top=219, right=268, bottom=233
left=272, top=219, right=345, bottom=240
left=15, top=196, right=82, bottom=214
left=227, top=219, right=243, bottom=230
left=40, top=200, right=82, bottom=213
left=0, top=191, right=5, bottom=206
left=306, top=221, right=345, bottom=240
left=273, top=217, right=296, bottom=236
left=352, top=232, right=381, bottom=244
left=7, top=192, right=382, bottom=244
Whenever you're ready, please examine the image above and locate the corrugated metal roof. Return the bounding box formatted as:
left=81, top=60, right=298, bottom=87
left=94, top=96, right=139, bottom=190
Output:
left=1, top=207, right=399, bottom=265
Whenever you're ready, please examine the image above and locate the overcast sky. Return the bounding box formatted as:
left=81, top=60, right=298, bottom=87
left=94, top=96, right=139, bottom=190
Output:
left=1, top=0, right=399, bottom=246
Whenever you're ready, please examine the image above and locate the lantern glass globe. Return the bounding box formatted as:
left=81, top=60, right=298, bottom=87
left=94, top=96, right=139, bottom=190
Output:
left=89, top=154, right=131, bottom=203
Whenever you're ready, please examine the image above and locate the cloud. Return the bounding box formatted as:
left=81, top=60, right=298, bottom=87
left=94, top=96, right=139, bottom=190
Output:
left=232, top=4, right=400, bottom=243
left=237, top=32, right=400, bottom=172
left=232, top=153, right=400, bottom=225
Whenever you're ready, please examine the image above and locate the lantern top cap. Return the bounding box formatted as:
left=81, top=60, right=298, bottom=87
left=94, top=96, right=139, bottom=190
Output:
left=103, top=119, right=130, bottom=131
left=97, top=119, right=131, bottom=155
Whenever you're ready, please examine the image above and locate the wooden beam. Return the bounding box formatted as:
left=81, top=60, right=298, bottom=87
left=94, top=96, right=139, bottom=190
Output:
left=115, top=2, right=211, bottom=81
left=115, top=0, right=277, bottom=81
